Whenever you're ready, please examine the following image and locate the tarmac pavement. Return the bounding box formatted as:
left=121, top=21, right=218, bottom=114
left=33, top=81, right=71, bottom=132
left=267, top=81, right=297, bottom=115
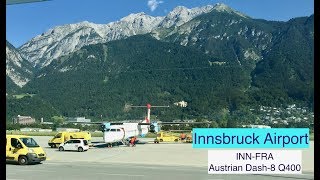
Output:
left=6, top=136, right=314, bottom=180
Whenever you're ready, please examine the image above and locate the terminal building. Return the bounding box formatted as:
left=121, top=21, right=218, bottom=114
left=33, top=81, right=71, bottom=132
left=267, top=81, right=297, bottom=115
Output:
left=242, top=124, right=271, bottom=128
left=13, top=115, right=36, bottom=125
left=67, top=117, right=91, bottom=123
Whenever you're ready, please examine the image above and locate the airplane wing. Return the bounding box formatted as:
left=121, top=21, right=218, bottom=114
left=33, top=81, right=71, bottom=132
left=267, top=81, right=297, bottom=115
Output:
left=67, top=121, right=209, bottom=125
left=138, top=121, right=210, bottom=133
left=67, top=121, right=125, bottom=125
left=6, top=0, right=50, bottom=5
left=138, top=121, right=210, bottom=125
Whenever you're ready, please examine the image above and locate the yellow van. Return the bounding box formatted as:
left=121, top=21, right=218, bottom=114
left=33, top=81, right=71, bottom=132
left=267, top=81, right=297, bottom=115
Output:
left=48, top=131, right=92, bottom=148
left=6, top=135, right=46, bottom=165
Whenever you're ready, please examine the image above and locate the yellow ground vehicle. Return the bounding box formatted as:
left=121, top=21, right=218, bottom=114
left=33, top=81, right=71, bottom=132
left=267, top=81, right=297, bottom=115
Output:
left=48, top=131, right=91, bottom=148
left=6, top=135, right=46, bottom=165
left=154, top=131, right=180, bottom=143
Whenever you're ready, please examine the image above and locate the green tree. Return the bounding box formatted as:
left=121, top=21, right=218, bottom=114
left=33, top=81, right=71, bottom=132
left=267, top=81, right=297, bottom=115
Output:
left=227, top=118, right=238, bottom=128
left=51, top=116, right=65, bottom=131
left=217, top=108, right=230, bottom=127
left=210, top=121, right=219, bottom=128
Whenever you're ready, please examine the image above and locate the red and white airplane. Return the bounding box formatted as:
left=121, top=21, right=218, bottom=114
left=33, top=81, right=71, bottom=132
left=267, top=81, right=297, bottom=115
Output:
left=99, top=104, right=169, bottom=146
left=99, top=103, right=211, bottom=147
left=86, top=103, right=208, bottom=147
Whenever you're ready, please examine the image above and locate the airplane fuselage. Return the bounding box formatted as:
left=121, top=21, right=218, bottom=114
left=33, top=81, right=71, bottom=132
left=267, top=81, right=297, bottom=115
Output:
left=103, top=123, right=149, bottom=143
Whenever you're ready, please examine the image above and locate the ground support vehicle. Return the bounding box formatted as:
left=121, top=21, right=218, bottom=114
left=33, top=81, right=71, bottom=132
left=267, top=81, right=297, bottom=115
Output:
left=6, top=135, right=46, bottom=165
left=154, top=132, right=180, bottom=143
left=48, top=131, right=91, bottom=148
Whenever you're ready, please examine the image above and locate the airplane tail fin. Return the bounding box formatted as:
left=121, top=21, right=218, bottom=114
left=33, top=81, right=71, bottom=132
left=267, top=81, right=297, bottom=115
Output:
left=141, top=116, right=150, bottom=124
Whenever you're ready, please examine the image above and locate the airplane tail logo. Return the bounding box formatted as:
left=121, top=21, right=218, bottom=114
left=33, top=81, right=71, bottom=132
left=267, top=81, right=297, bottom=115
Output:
left=143, top=116, right=150, bottom=123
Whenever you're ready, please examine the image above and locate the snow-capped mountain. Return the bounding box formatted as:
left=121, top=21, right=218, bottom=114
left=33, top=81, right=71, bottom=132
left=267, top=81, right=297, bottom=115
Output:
left=19, top=3, right=245, bottom=69
left=157, top=5, right=214, bottom=28
left=19, top=14, right=164, bottom=68
left=6, top=41, right=33, bottom=87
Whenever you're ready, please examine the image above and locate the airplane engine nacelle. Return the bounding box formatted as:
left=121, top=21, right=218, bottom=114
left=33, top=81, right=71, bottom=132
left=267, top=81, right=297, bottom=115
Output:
left=100, top=122, right=111, bottom=132
left=149, top=124, right=155, bottom=133
left=149, top=123, right=160, bottom=133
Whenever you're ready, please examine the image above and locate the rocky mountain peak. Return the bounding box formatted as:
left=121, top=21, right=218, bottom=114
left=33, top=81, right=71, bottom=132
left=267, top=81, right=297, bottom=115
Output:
left=212, top=3, right=249, bottom=18
left=6, top=41, right=33, bottom=87
left=18, top=3, right=249, bottom=69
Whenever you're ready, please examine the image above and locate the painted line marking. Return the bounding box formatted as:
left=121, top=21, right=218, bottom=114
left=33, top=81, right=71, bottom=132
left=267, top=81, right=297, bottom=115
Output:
left=95, top=173, right=144, bottom=177
left=12, top=169, right=54, bottom=173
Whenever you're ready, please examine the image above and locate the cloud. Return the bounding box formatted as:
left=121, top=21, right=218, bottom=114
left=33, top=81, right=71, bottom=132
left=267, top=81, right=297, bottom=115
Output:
left=148, top=0, right=164, bottom=12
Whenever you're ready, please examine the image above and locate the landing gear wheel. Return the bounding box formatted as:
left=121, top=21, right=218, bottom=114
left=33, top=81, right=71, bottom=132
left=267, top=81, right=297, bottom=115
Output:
left=78, top=147, right=84, bottom=152
left=18, top=156, right=28, bottom=165
left=59, top=146, right=64, bottom=151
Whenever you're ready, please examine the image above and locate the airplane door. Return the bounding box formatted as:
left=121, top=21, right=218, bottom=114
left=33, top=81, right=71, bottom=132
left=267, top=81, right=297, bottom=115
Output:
left=137, top=125, right=142, bottom=136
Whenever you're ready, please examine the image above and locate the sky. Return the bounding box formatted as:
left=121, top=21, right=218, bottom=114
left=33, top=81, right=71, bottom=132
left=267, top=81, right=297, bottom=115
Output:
left=6, top=0, right=314, bottom=48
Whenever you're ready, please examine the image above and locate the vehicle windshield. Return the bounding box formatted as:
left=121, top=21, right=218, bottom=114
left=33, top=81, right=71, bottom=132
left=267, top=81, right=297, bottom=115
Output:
left=20, top=138, right=40, bottom=148
left=54, top=133, right=62, bottom=138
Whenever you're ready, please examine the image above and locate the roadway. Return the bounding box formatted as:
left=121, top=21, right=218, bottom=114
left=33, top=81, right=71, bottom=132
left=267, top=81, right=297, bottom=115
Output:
left=6, top=136, right=314, bottom=180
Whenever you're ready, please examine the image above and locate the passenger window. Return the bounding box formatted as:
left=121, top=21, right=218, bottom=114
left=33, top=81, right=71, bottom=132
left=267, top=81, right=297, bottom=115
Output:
left=110, top=129, right=116, bottom=132
left=65, top=140, right=71, bottom=144
left=117, top=129, right=120, bottom=132
left=11, top=138, right=21, bottom=148
left=74, top=140, right=80, bottom=143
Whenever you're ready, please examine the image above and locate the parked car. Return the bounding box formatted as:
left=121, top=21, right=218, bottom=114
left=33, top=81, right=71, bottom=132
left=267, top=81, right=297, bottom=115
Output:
left=58, top=139, right=89, bottom=152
